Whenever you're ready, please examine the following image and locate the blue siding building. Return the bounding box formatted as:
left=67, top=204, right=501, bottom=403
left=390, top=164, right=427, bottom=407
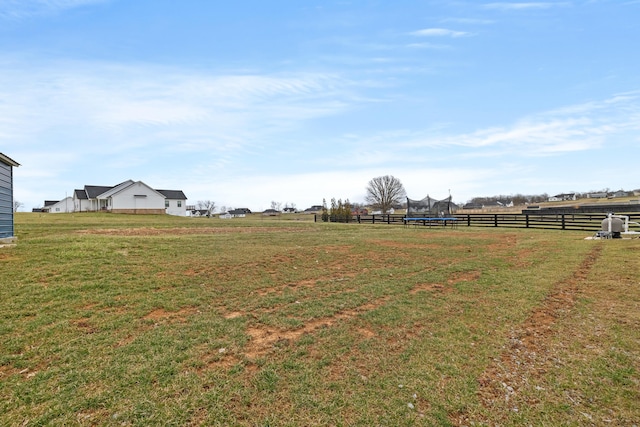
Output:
left=0, top=153, right=20, bottom=240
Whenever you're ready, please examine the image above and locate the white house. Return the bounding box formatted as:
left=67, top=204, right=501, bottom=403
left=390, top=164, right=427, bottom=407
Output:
left=99, top=181, right=166, bottom=214
left=72, top=180, right=188, bottom=215
left=220, top=208, right=252, bottom=219
left=44, top=197, right=74, bottom=213
left=548, top=193, right=576, bottom=202
left=157, top=189, right=188, bottom=216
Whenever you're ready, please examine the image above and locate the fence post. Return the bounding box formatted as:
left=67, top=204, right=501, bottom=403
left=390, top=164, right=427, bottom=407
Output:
left=525, top=214, right=529, bottom=228
left=314, top=214, right=317, bottom=223
left=561, top=214, right=566, bottom=230
left=494, top=214, right=498, bottom=227
left=467, top=215, right=471, bottom=227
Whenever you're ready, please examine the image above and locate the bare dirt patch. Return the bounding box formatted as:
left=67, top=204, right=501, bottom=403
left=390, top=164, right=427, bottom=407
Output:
left=223, top=311, right=244, bottom=319
left=0, top=251, right=18, bottom=260
left=410, top=270, right=480, bottom=294
left=410, top=283, right=450, bottom=294
left=71, top=318, right=98, bottom=334
left=448, top=270, right=481, bottom=284
left=356, top=327, right=376, bottom=339
left=200, top=351, right=243, bottom=371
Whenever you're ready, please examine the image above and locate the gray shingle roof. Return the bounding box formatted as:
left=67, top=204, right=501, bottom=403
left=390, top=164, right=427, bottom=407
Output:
left=84, top=185, right=114, bottom=198
left=156, top=189, right=187, bottom=200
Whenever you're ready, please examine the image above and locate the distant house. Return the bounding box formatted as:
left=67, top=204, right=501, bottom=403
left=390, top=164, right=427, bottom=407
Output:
left=189, top=209, right=210, bottom=217
left=0, top=153, right=20, bottom=241
left=72, top=180, right=187, bottom=215
left=587, top=192, right=608, bottom=199
left=262, top=209, right=280, bottom=216
left=303, top=205, right=324, bottom=214
left=610, top=190, right=630, bottom=198
left=548, top=193, right=576, bottom=202
left=221, top=208, right=252, bottom=218
left=43, top=197, right=74, bottom=213
left=283, top=207, right=297, bottom=213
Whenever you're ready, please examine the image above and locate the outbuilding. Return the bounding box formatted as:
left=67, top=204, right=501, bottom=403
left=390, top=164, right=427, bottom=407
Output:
left=0, top=153, right=20, bottom=241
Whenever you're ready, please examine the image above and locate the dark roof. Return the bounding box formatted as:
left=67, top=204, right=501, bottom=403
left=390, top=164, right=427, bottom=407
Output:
left=84, top=185, right=114, bottom=198
left=74, top=189, right=88, bottom=200
left=0, top=153, right=20, bottom=167
left=156, top=189, right=187, bottom=200
left=44, top=200, right=59, bottom=207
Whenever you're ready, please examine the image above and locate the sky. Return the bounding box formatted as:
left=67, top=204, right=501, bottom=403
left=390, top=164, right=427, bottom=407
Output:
left=2, top=0, right=640, bottom=212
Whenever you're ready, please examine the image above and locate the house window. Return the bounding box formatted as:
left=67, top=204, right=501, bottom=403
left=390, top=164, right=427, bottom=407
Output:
left=178, top=201, right=182, bottom=207
left=165, top=200, right=170, bottom=208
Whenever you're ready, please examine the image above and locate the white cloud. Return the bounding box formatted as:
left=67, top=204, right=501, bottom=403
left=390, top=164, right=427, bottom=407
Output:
left=399, top=93, right=640, bottom=157
left=411, top=28, right=471, bottom=38
left=406, top=42, right=450, bottom=49
left=0, top=0, right=106, bottom=19
left=0, top=59, right=356, bottom=154
left=441, top=17, right=495, bottom=25
left=483, top=2, right=567, bottom=10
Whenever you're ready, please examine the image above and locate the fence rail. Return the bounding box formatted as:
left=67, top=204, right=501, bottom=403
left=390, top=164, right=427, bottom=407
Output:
left=316, top=212, right=640, bottom=232
left=455, top=213, right=640, bottom=231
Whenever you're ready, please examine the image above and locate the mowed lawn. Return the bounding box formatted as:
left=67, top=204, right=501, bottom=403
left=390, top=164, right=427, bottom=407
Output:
left=1, top=213, right=639, bottom=426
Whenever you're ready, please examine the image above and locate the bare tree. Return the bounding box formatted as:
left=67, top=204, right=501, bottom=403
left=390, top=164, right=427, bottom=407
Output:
left=365, top=175, right=406, bottom=213
left=270, top=201, right=282, bottom=212
left=13, top=200, right=23, bottom=212
left=197, top=200, right=216, bottom=216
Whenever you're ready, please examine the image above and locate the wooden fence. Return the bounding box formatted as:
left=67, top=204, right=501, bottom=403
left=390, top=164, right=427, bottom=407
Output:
left=316, top=212, right=640, bottom=232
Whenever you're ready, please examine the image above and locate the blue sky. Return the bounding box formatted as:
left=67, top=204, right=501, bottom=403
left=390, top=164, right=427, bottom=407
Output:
left=3, top=0, right=639, bottom=212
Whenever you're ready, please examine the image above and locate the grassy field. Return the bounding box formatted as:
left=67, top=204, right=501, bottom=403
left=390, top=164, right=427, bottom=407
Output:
left=1, top=213, right=639, bottom=426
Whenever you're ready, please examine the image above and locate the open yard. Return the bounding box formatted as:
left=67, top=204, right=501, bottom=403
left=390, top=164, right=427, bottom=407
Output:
left=1, top=213, right=639, bottom=426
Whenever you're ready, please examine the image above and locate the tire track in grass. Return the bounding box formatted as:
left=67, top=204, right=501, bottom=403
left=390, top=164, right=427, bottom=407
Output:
left=244, top=297, right=388, bottom=360
left=457, top=244, right=603, bottom=425
left=204, top=297, right=389, bottom=370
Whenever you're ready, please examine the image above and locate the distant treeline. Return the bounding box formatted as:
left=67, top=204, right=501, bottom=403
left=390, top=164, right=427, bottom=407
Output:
left=467, top=194, right=550, bottom=206
left=466, top=189, right=632, bottom=206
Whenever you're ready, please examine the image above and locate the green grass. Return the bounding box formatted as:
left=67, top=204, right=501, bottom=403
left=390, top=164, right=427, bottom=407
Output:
left=1, top=212, right=639, bottom=426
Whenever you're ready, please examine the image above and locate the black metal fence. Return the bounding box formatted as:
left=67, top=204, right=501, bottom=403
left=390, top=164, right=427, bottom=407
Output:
left=316, top=212, right=640, bottom=232
left=455, top=213, right=640, bottom=231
